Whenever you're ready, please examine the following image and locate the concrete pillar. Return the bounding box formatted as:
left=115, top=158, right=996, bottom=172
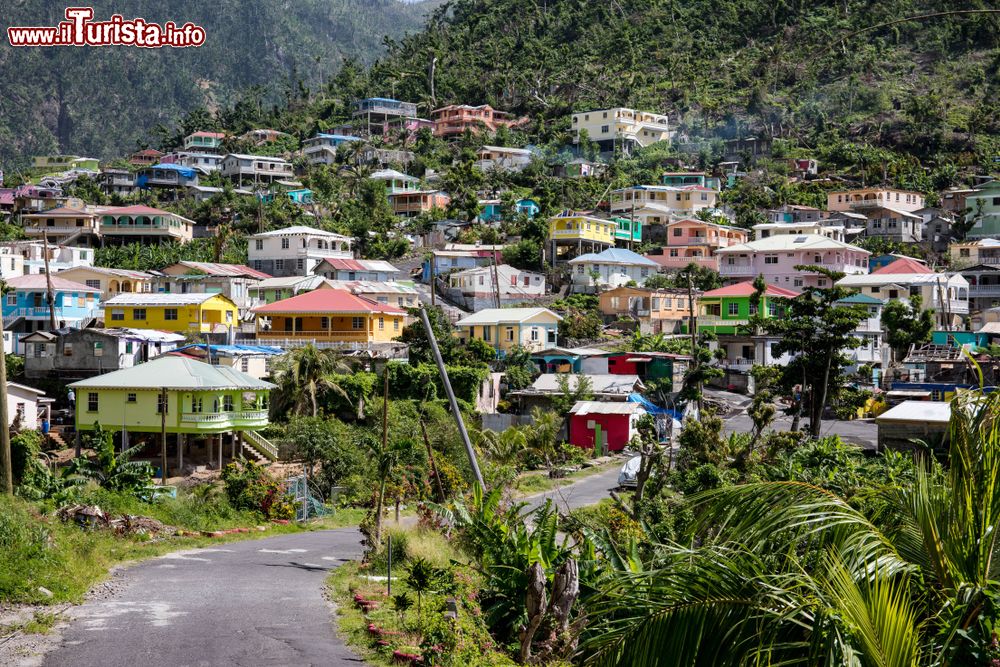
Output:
left=217, top=435, right=223, bottom=469
left=208, top=436, right=213, bottom=469
left=237, top=431, right=244, bottom=460
left=177, top=433, right=184, bottom=471
left=230, top=433, right=236, bottom=460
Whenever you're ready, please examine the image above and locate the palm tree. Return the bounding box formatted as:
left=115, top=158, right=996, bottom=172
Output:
left=476, top=426, right=527, bottom=466
left=271, top=345, right=352, bottom=418
left=584, top=387, right=1000, bottom=666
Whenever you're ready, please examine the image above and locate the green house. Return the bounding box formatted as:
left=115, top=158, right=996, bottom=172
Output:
left=697, top=280, right=800, bottom=335
left=69, top=356, right=277, bottom=468
left=613, top=216, right=643, bottom=244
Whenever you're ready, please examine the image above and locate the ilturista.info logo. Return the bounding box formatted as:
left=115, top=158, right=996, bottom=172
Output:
left=7, top=7, right=206, bottom=48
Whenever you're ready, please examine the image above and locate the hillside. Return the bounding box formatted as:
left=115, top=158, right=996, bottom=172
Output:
left=0, top=0, right=437, bottom=169
left=365, top=0, right=1000, bottom=165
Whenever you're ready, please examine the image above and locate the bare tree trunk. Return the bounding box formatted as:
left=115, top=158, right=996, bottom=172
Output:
left=812, top=353, right=833, bottom=438
left=790, top=366, right=806, bottom=432
left=519, top=563, right=548, bottom=664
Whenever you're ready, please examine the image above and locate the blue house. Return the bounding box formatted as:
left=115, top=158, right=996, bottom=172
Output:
left=2, top=275, right=102, bottom=353
left=303, top=134, right=364, bottom=166
left=479, top=198, right=540, bottom=223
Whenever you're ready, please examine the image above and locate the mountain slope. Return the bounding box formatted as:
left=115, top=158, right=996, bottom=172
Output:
left=0, top=0, right=436, bottom=169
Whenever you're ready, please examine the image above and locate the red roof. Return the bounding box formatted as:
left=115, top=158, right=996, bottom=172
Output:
left=702, top=280, right=800, bottom=299
left=253, top=289, right=406, bottom=315
left=316, top=258, right=366, bottom=272
left=132, top=148, right=163, bottom=156
left=100, top=205, right=174, bottom=216
left=6, top=274, right=100, bottom=292
left=871, top=257, right=932, bottom=275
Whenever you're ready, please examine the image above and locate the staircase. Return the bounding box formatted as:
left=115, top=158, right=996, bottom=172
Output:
left=242, top=430, right=279, bottom=462
left=47, top=431, right=68, bottom=449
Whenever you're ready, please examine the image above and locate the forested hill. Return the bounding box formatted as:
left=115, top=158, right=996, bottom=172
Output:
left=366, top=0, right=1000, bottom=162
left=0, top=0, right=436, bottom=168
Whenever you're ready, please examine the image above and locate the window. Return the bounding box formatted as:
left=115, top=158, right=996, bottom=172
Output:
left=673, top=228, right=683, bottom=237
left=125, top=341, right=133, bottom=354
left=275, top=259, right=284, bottom=271
left=223, top=395, right=233, bottom=412
left=297, top=259, right=304, bottom=271
left=255, top=239, right=263, bottom=250
left=530, top=328, right=540, bottom=341
left=85, top=279, right=101, bottom=290
left=505, top=327, right=514, bottom=341
left=393, top=318, right=400, bottom=331
left=157, top=393, right=167, bottom=414
left=32, top=344, right=44, bottom=358
left=281, top=238, right=289, bottom=249
left=320, top=316, right=329, bottom=330
left=164, top=308, right=178, bottom=321
left=63, top=342, right=73, bottom=356
left=601, top=125, right=609, bottom=133
left=378, top=317, right=384, bottom=330
left=132, top=308, right=146, bottom=321
left=793, top=278, right=804, bottom=287
left=127, top=393, right=136, bottom=403
left=87, top=392, right=98, bottom=412
left=5, top=294, right=14, bottom=307
left=111, top=308, right=125, bottom=321
left=191, top=396, right=202, bottom=413
left=728, top=302, right=740, bottom=315
left=669, top=249, right=679, bottom=257
left=352, top=316, right=364, bottom=329
left=764, top=255, right=778, bottom=264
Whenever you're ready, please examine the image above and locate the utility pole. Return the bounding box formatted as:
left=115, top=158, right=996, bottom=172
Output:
left=160, top=387, right=168, bottom=484
left=429, top=253, right=436, bottom=306
left=0, top=310, right=10, bottom=495
left=490, top=247, right=502, bottom=308
left=418, top=306, right=483, bottom=489
left=42, top=232, right=56, bottom=330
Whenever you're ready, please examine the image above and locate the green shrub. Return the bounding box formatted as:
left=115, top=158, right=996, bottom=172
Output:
left=220, top=460, right=295, bottom=520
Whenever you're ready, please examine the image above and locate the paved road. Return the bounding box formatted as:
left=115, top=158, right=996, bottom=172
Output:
left=44, top=528, right=365, bottom=667
left=721, top=413, right=878, bottom=449
left=521, top=466, right=622, bottom=514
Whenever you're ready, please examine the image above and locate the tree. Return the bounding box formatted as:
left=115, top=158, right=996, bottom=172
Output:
left=882, top=294, right=934, bottom=363
left=271, top=345, right=352, bottom=418
left=765, top=267, right=866, bottom=437
left=585, top=387, right=1000, bottom=666
left=550, top=374, right=594, bottom=415
left=524, top=407, right=563, bottom=473
left=405, top=557, right=445, bottom=628
left=629, top=414, right=663, bottom=521
left=67, top=424, right=153, bottom=497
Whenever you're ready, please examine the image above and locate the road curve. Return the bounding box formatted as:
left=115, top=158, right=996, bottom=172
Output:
left=44, top=528, right=365, bottom=667
left=521, top=466, right=622, bottom=514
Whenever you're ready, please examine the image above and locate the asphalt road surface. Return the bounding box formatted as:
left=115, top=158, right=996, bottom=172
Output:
left=44, top=528, right=365, bottom=667
left=721, top=413, right=878, bottom=449
left=522, top=466, right=622, bottom=514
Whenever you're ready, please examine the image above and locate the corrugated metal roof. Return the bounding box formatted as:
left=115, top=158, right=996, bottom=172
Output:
left=170, top=262, right=271, bottom=279
left=876, top=400, right=951, bottom=424
left=6, top=275, right=101, bottom=292
left=69, top=356, right=275, bottom=390
left=570, top=401, right=645, bottom=415
left=529, top=374, right=642, bottom=394
left=254, top=288, right=405, bottom=315
left=103, top=293, right=225, bottom=306
left=456, top=308, right=561, bottom=326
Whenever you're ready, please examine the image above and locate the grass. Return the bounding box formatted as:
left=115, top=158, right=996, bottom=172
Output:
left=0, top=490, right=363, bottom=606
left=327, top=526, right=515, bottom=667
left=0, top=610, right=63, bottom=636
left=513, top=459, right=622, bottom=496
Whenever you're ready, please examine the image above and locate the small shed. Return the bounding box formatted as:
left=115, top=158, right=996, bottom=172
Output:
left=569, top=401, right=646, bottom=453
left=6, top=382, right=50, bottom=431
left=875, top=400, right=951, bottom=453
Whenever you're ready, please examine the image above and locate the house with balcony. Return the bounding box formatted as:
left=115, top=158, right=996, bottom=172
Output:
left=98, top=168, right=138, bottom=197
left=11, top=185, right=69, bottom=215
left=827, top=188, right=926, bottom=214
left=612, top=216, right=643, bottom=246
left=98, top=205, right=195, bottom=244
left=56, top=266, right=154, bottom=297
left=571, top=108, right=671, bottom=155
left=248, top=225, right=354, bottom=277
left=478, top=198, right=540, bottom=224
left=182, top=131, right=225, bottom=153
left=253, top=289, right=407, bottom=345
left=421, top=247, right=503, bottom=282
left=568, top=248, right=660, bottom=292
left=836, top=257, right=969, bottom=329
left=162, top=151, right=223, bottom=173
left=370, top=169, right=420, bottom=195
left=431, top=104, right=521, bottom=139
left=598, top=286, right=693, bottom=334
left=860, top=206, right=924, bottom=243
left=753, top=221, right=847, bottom=242
left=102, top=293, right=239, bottom=335
left=313, top=258, right=401, bottom=282
left=302, top=134, right=364, bottom=166
left=835, top=294, right=889, bottom=371
left=716, top=234, right=870, bottom=289
left=954, top=262, right=1000, bottom=313
left=609, top=185, right=719, bottom=232
left=2, top=275, right=102, bottom=353
left=445, top=264, right=546, bottom=310
left=135, top=164, right=200, bottom=196
left=69, top=356, right=276, bottom=469
left=129, top=148, right=164, bottom=167
left=646, top=219, right=748, bottom=271
left=661, top=172, right=721, bottom=190
left=697, top=281, right=800, bottom=371
left=249, top=275, right=330, bottom=305
left=155, top=262, right=271, bottom=312
left=352, top=97, right=419, bottom=135
left=547, top=212, right=617, bottom=264
left=21, top=206, right=102, bottom=245
left=389, top=189, right=450, bottom=217
left=455, top=308, right=562, bottom=354
left=951, top=238, right=1000, bottom=269
left=22, top=327, right=185, bottom=380
left=219, top=154, right=293, bottom=188
left=474, top=146, right=533, bottom=172
left=964, top=180, right=1000, bottom=240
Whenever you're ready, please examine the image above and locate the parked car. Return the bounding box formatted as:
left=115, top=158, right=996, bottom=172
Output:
left=618, top=455, right=642, bottom=488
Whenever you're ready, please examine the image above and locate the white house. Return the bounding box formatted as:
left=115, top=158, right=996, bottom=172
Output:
left=312, top=258, right=400, bottom=282
left=445, top=264, right=546, bottom=310
left=248, top=226, right=353, bottom=277
left=6, top=382, right=50, bottom=431
left=219, top=154, right=294, bottom=187
left=836, top=293, right=889, bottom=372
left=568, top=248, right=660, bottom=291
left=474, top=146, right=533, bottom=172
left=609, top=185, right=720, bottom=226
left=570, top=108, right=672, bottom=154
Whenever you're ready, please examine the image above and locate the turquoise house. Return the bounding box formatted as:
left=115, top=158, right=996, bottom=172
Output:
left=480, top=198, right=540, bottom=223
left=2, top=275, right=102, bottom=353
left=931, top=331, right=988, bottom=349
left=613, top=216, right=642, bottom=244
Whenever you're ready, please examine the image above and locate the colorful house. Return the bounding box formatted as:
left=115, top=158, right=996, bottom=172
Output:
left=32, top=155, right=100, bottom=172
left=698, top=281, right=800, bottom=371
left=312, top=258, right=401, bottom=282
left=431, top=104, right=522, bottom=139
left=547, top=212, right=617, bottom=263
left=613, top=217, right=643, bottom=245
left=156, top=262, right=271, bottom=312
left=965, top=180, right=1000, bottom=240
left=716, top=234, right=870, bottom=289
left=55, top=266, right=154, bottom=297
left=827, top=188, right=926, bottom=214
left=569, top=401, right=646, bottom=452
left=69, top=356, right=277, bottom=468
left=389, top=189, right=450, bottom=217
left=2, top=275, right=102, bottom=353
left=568, top=248, right=660, bottom=291
left=102, top=293, right=239, bottom=334
left=646, top=219, right=748, bottom=271
left=570, top=108, right=671, bottom=154
left=598, top=286, right=693, bottom=334
left=22, top=328, right=185, bottom=380
left=609, top=185, right=719, bottom=227
left=182, top=131, right=225, bottom=152
left=248, top=275, right=330, bottom=305
left=253, top=289, right=407, bottom=344
left=455, top=308, right=562, bottom=354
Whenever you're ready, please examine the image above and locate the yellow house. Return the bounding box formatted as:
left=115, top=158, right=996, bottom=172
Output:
left=55, top=266, right=154, bottom=298
left=455, top=307, right=562, bottom=354
left=102, top=293, right=239, bottom=334
left=252, top=288, right=407, bottom=344
left=547, top=213, right=616, bottom=264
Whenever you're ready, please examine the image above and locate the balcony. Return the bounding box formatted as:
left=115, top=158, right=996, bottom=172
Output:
left=180, top=409, right=268, bottom=429
left=968, top=285, right=1000, bottom=297
left=929, top=298, right=970, bottom=314
left=719, top=262, right=753, bottom=276
left=698, top=316, right=748, bottom=328
left=257, top=329, right=373, bottom=342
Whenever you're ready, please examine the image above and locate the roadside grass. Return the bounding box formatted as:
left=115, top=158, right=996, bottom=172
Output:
left=0, top=491, right=362, bottom=606
left=513, top=459, right=622, bottom=496
left=327, top=525, right=515, bottom=667
left=0, top=610, right=62, bottom=636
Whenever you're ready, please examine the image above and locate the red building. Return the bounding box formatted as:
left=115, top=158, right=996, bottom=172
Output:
left=569, top=401, right=646, bottom=452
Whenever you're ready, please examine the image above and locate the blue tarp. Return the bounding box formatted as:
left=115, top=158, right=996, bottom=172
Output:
left=628, top=393, right=683, bottom=421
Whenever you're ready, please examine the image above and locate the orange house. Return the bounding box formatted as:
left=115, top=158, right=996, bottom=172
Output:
left=598, top=286, right=695, bottom=334
left=646, top=219, right=748, bottom=271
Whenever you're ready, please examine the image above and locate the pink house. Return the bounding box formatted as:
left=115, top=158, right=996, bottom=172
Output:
left=645, top=219, right=748, bottom=271
left=716, top=234, right=870, bottom=290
